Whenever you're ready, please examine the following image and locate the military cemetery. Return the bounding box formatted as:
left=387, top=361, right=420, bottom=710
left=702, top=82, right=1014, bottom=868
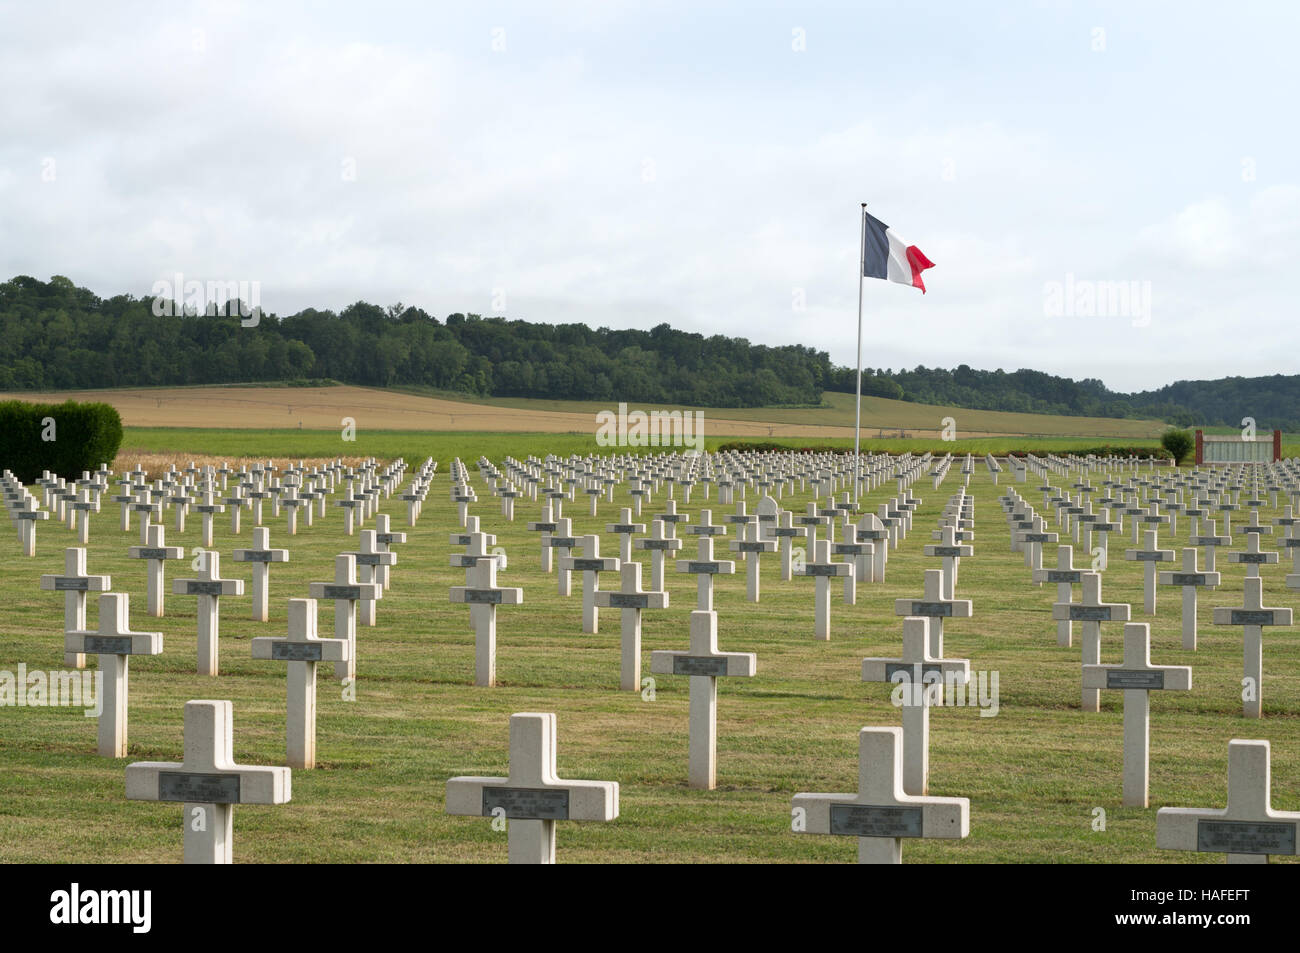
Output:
left=2, top=8, right=1297, bottom=941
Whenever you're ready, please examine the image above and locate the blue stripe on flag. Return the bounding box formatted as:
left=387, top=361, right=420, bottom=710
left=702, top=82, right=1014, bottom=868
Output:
left=863, top=212, right=890, bottom=279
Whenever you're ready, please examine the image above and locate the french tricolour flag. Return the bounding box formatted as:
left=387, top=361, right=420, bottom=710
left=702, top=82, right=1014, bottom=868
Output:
left=863, top=211, right=934, bottom=294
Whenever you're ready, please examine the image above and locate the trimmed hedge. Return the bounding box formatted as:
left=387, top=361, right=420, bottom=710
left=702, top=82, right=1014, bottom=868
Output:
left=0, top=400, right=124, bottom=483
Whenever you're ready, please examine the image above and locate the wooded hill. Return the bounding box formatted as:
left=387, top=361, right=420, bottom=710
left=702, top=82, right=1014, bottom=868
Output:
left=2, top=275, right=1293, bottom=428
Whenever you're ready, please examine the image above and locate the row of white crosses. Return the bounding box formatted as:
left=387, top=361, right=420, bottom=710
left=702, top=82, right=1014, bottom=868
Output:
left=794, top=610, right=972, bottom=863
left=1023, top=477, right=1300, bottom=718
left=109, top=457, right=413, bottom=864
left=782, top=487, right=978, bottom=864
left=112, top=451, right=1294, bottom=863
left=37, top=461, right=412, bottom=778
left=118, top=592, right=369, bottom=862
left=1002, top=472, right=1300, bottom=825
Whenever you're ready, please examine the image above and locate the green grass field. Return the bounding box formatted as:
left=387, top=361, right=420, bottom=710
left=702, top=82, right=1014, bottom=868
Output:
left=119, top=427, right=1187, bottom=471
left=3, top=451, right=1298, bottom=863
left=392, top=386, right=1168, bottom=439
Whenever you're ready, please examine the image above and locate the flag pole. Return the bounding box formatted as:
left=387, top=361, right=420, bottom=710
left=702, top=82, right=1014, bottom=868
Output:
left=853, top=202, right=866, bottom=509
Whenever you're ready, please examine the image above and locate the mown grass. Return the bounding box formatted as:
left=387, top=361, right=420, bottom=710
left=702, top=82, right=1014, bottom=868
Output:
left=1, top=453, right=1297, bottom=863
left=392, top=386, right=1167, bottom=439
left=119, top=427, right=1175, bottom=472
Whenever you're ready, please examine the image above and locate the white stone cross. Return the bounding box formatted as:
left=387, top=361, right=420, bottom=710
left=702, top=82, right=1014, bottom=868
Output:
left=685, top=508, right=727, bottom=539
left=172, top=551, right=245, bottom=676
left=1212, top=577, right=1292, bottom=719
left=653, top=498, right=689, bottom=539
left=893, top=569, right=972, bottom=658
left=527, top=503, right=558, bottom=571
left=855, top=512, right=889, bottom=583
left=1082, top=622, right=1192, bottom=806
left=546, top=517, right=578, bottom=597
left=373, top=513, right=406, bottom=589
left=1053, top=572, right=1131, bottom=712
left=308, top=554, right=381, bottom=683
left=347, top=529, right=397, bottom=627
left=795, top=539, right=852, bottom=640
left=1124, top=529, right=1175, bottom=615
left=831, top=526, right=873, bottom=605
left=450, top=553, right=523, bottom=687
left=68, top=490, right=96, bottom=545
left=862, top=616, right=970, bottom=796
left=125, top=699, right=291, bottom=864
left=1190, top=518, right=1232, bottom=573
left=729, top=519, right=776, bottom=602
left=639, top=518, right=685, bottom=593
left=40, top=547, right=111, bottom=669
left=127, top=524, right=185, bottom=618
left=14, top=501, right=50, bottom=557
left=650, top=609, right=756, bottom=789
left=605, top=507, right=645, bottom=563
left=1016, top=514, right=1058, bottom=576
left=223, top=486, right=249, bottom=534
left=449, top=528, right=504, bottom=583
left=1157, top=739, right=1300, bottom=864
left=169, top=485, right=195, bottom=534
left=675, top=536, right=735, bottom=611
left=445, top=712, right=618, bottom=864
left=1158, top=548, right=1221, bottom=649
left=251, top=598, right=349, bottom=769
left=1033, top=545, right=1083, bottom=646
left=278, top=486, right=307, bottom=534
left=561, top=534, right=620, bottom=633
left=1225, top=531, right=1278, bottom=579
left=923, top=525, right=973, bottom=600
left=792, top=726, right=969, bottom=864
left=130, top=491, right=162, bottom=545
left=594, top=562, right=668, bottom=692
left=797, top=503, right=831, bottom=555
left=334, top=493, right=363, bottom=535
left=65, top=593, right=163, bottom=757
left=232, top=527, right=289, bottom=622
left=193, top=492, right=225, bottom=548
left=773, top=510, right=808, bottom=582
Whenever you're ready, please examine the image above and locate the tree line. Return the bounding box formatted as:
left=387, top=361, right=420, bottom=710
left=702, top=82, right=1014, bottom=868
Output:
left=2, top=275, right=1293, bottom=428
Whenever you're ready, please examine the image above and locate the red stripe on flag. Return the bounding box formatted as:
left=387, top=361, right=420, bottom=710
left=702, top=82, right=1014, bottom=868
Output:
left=905, top=245, right=935, bottom=294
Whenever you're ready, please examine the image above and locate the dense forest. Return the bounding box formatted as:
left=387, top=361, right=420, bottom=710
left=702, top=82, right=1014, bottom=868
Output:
left=2, top=275, right=1294, bottom=427
left=0, top=276, right=825, bottom=406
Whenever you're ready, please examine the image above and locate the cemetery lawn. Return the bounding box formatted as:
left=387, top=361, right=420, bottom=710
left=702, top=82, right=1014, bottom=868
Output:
left=117, top=427, right=1168, bottom=474
left=2, top=466, right=1296, bottom=863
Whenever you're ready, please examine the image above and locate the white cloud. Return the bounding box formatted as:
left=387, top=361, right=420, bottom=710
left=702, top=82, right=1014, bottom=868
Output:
left=0, top=2, right=1296, bottom=396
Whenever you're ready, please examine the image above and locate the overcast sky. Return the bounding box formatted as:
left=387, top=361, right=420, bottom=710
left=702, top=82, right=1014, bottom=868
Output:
left=2, top=1, right=1296, bottom=393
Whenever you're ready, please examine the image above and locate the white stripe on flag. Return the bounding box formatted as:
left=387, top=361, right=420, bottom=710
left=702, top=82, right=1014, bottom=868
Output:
left=884, top=229, right=913, bottom=287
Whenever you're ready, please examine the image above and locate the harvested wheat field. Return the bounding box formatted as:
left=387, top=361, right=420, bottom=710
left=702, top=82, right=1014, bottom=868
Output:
left=0, top=385, right=1167, bottom=440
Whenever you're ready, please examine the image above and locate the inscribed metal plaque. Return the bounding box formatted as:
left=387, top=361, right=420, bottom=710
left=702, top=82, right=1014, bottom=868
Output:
left=321, top=585, right=362, bottom=599
left=1070, top=606, right=1113, bottom=621
left=158, top=772, right=240, bottom=804
left=1106, top=670, right=1165, bottom=690
left=1197, top=821, right=1295, bottom=855
left=85, top=636, right=133, bottom=655
left=673, top=656, right=729, bottom=676
left=271, top=642, right=324, bottom=661
left=829, top=804, right=922, bottom=838
left=481, top=786, right=569, bottom=820
left=1231, top=610, right=1276, bottom=625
